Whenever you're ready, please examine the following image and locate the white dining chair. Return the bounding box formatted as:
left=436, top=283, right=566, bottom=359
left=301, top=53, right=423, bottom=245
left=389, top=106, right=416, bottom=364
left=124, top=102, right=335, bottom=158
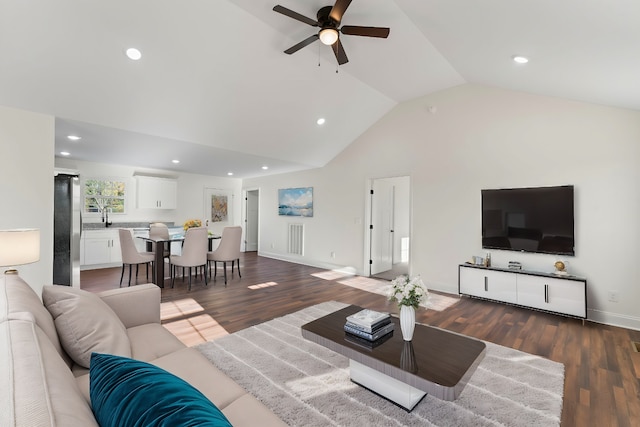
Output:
left=149, top=222, right=171, bottom=258
left=118, top=228, right=155, bottom=286
left=169, top=227, right=208, bottom=290
left=207, top=226, right=242, bottom=286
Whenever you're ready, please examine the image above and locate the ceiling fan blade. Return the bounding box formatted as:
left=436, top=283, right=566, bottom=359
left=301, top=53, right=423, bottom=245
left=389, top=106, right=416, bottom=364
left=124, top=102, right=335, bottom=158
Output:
left=273, top=5, right=318, bottom=27
left=341, top=26, right=390, bottom=38
left=329, top=0, right=353, bottom=24
left=284, top=34, right=320, bottom=55
left=331, top=38, right=349, bottom=65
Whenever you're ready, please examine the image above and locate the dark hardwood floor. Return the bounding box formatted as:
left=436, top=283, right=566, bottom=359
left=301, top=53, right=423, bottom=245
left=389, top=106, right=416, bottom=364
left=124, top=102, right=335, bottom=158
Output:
left=81, top=252, right=640, bottom=427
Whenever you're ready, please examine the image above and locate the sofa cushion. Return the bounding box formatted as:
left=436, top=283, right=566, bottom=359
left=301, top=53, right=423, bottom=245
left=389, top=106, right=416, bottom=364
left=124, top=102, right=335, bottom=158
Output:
left=42, top=285, right=131, bottom=368
left=151, top=347, right=288, bottom=427
left=127, top=323, right=186, bottom=361
left=90, top=353, right=232, bottom=427
left=0, top=317, right=98, bottom=427
left=0, top=275, right=71, bottom=366
left=151, top=347, right=248, bottom=410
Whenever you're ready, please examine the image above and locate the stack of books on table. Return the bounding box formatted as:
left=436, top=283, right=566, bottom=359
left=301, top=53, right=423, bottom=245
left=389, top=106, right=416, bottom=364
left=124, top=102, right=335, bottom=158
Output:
left=344, top=309, right=394, bottom=347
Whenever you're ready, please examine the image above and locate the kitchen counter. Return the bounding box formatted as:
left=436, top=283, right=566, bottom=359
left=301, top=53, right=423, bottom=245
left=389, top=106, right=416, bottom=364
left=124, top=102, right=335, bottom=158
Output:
left=82, top=222, right=175, bottom=230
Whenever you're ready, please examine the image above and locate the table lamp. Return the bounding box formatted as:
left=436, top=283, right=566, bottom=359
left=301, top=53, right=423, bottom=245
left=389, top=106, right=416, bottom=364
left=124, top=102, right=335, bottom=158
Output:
left=0, top=228, right=40, bottom=274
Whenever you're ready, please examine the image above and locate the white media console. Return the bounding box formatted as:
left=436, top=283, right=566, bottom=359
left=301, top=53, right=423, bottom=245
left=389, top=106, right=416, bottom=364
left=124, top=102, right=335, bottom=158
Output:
left=458, top=264, right=587, bottom=319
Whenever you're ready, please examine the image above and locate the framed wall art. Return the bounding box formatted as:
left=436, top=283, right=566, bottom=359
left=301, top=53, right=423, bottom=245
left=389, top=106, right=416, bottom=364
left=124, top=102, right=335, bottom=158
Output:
left=203, top=187, right=232, bottom=225
left=278, top=187, right=313, bottom=217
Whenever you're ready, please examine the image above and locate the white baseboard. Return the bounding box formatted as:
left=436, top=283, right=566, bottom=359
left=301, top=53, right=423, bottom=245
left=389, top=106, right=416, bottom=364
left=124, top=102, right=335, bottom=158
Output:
left=587, top=309, right=640, bottom=331
left=257, top=251, right=359, bottom=275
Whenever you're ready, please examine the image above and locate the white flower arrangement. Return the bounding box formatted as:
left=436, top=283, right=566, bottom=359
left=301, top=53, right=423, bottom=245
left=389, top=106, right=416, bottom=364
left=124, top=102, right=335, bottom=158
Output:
left=388, top=275, right=429, bottom=309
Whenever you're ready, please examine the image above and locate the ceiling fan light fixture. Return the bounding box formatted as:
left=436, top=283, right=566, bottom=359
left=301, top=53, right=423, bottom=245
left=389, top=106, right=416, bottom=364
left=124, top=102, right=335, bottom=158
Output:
left=319, top=28, right=339, bottom=45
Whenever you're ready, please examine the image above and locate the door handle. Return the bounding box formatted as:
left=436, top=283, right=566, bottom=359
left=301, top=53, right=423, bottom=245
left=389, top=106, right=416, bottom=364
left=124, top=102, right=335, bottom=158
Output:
left=484, top=276, right=488, bottom=292
left=544, top=284, right=549, bottom=303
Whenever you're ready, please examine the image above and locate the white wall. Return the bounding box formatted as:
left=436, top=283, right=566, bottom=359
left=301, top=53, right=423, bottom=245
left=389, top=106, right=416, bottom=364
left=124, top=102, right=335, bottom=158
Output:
left=245, top=83, right=640, bottom=330
left=54, top=158, right=243, bottom=236
left=0, top=105, right=55, bottom=295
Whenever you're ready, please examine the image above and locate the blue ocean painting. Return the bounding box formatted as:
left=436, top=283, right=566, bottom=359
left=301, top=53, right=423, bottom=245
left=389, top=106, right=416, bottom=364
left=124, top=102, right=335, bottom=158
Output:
left=278, top=187, right=313, bottom=217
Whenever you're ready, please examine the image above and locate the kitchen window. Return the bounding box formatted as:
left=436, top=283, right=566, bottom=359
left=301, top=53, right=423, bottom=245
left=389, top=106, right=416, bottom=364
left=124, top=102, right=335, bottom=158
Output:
left=84, top=178, right=126, bottom=214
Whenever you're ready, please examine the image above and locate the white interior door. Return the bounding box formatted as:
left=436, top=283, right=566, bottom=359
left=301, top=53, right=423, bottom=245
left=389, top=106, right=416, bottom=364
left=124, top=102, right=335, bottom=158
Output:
left=370, top=179, right=394, bottom=275
left=245, top=190, right=259, bottom=251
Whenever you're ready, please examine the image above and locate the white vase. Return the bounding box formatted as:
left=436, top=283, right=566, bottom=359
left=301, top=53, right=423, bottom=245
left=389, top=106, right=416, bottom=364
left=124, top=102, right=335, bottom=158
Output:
left=400, top=305, right=415, bottom=341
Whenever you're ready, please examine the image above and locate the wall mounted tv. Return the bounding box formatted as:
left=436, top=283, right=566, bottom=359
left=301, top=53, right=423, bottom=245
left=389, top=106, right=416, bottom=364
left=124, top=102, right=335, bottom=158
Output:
left=481, top=185, right=575, bottom=256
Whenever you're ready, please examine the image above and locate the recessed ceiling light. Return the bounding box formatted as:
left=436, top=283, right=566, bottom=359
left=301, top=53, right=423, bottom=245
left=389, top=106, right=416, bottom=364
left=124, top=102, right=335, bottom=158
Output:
left=317, top=118, right=326, bottom=125
left=67, top=135, right=81, bottom=141
left=512, top=55, right=529, bottom=64
left=227, top=172, right=233, bottom=176
left=172, top=159, right=180, bottom=164
left=261, top=166, right=269, bottom=170
left=126, top=48, right=142, bottom=60
left=60, top=151, right=70, bottom=156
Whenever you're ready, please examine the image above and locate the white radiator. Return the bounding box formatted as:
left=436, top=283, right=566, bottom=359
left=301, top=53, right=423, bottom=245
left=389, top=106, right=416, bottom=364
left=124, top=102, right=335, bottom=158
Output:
left=288, top=223, right=304, bottom=255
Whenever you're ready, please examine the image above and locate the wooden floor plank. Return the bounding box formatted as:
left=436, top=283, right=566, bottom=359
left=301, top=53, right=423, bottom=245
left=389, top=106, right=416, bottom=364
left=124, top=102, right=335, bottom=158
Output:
left=81, top=252, right=640, bottom=427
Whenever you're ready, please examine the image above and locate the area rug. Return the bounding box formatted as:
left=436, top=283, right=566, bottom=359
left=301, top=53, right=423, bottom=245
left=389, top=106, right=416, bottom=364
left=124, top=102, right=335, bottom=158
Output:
left=196, top=301, right=564, bottom=427
left=321, top=273, right=460, bottom=311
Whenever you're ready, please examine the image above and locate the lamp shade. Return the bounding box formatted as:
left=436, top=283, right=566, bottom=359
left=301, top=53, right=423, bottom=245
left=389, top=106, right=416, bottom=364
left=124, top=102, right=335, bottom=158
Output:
left=0, top=229, right=40, bottom=267
left=319, top=28, right=339, bottom=45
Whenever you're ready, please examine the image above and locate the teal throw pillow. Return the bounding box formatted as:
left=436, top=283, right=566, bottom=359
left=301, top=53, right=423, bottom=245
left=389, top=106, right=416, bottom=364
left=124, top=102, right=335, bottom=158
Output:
left=90, top=353, right=232, bottom=427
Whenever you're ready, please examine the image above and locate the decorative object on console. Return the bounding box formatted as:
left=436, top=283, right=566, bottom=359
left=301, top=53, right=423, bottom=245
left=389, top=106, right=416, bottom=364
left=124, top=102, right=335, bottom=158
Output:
left=508, top=261, right=522, bottom=270
left=388, top=274, right=429, bottom=341
left=183, top=218, right=202, bottom=231
left=0, top=228, right=40, bottom=274
left=554, top=260, right=568, bottom=275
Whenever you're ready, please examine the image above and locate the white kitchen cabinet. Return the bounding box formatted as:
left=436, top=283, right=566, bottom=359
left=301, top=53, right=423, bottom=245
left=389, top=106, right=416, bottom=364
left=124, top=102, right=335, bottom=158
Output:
left=458, top=265, right=517, bottom=304
left=136, top=176, right=177, bottom=209
left=458, top=264, right=587, bottom=319
left=82, top=229, right=122, bottom=268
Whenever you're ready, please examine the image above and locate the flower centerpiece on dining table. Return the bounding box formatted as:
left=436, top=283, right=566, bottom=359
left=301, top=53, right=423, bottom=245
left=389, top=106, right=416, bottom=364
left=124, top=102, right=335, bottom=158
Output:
left=388, top=274, right=429, bottom=341
left=183, top=219, right=202, bottom=231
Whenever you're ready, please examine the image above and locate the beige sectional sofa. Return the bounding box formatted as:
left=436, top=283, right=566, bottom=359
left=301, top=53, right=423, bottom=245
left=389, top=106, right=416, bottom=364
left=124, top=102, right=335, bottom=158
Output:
left=0, top=274, right=286, bottom=426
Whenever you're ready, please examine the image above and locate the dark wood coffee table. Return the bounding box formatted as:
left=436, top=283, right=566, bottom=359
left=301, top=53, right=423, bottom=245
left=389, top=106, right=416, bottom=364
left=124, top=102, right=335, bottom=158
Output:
left=301, top=305, right=486, bottom=411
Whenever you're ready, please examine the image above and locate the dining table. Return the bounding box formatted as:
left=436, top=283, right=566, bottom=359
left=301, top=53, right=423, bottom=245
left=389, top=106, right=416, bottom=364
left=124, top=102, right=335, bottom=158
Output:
left=137, top=233, right=221, bottom=287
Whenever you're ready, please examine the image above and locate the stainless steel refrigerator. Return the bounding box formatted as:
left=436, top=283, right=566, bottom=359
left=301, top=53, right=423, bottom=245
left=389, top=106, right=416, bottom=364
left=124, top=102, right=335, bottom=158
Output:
left=53, top=173, right=81, bottom=287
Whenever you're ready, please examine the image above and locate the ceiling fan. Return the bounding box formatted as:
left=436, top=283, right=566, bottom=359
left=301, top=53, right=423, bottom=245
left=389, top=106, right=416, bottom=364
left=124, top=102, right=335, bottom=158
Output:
left=273, top=0, right=390, bottom=65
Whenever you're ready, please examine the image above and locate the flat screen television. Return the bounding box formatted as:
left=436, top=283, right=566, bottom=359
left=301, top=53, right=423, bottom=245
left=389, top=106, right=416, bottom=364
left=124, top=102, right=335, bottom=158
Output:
left=481, top=185, right=575, bottom=256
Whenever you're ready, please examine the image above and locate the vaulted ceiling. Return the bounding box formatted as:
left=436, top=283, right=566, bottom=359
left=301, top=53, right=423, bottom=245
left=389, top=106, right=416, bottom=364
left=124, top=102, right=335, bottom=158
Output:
left=1, top=0, right=638, bottom=178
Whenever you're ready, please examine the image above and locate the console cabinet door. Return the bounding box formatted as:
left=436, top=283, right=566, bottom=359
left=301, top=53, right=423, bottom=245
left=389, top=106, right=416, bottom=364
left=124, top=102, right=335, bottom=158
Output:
left=517, top=274, right=586, bottom=317
left=459, top=267, right=517, bottom=304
